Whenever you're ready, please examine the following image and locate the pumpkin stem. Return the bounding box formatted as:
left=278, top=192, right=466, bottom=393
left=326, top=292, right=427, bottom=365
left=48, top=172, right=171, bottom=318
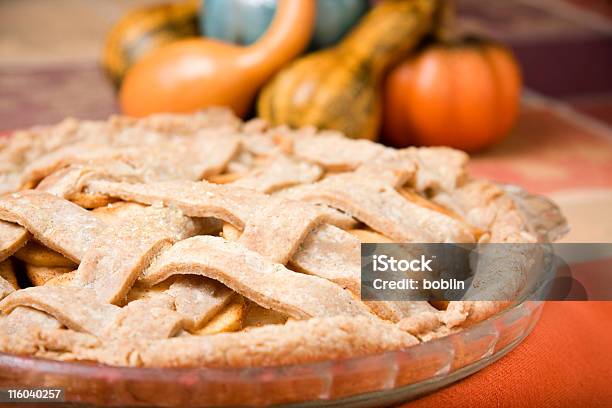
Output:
left=240, top=0, right=316, bottom=83
left=434, top=0, right=459, bottom=43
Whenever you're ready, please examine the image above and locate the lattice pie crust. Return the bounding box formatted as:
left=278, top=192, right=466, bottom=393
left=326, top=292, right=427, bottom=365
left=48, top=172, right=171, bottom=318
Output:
left=0, top=109, right=567, bottom=368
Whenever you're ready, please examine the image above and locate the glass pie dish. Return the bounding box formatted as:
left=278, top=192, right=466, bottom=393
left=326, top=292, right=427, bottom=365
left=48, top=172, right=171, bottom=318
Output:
left=0, top=119, right=557, bottom=407
left=0, top=297, right=544, bottom=407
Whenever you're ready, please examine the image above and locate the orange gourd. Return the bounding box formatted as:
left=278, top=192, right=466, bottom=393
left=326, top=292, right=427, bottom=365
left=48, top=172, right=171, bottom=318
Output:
left=382, top=38, right=522, bottom=152
left=119, top=0, right=315, bottom=118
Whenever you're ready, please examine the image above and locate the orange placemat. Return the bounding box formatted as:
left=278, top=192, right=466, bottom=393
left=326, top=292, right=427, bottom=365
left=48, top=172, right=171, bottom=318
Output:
left=404, top=302, right=612, bottom=408
left=404, top=96, right=612, bottom=407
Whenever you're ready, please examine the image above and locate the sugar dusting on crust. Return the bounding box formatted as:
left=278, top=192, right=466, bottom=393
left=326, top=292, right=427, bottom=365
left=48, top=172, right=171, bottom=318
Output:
left=142, top=236, right=372, bottom=320
left=0, top=190, right=106, bottom=262
left=0, top=109, right=568, bottom=368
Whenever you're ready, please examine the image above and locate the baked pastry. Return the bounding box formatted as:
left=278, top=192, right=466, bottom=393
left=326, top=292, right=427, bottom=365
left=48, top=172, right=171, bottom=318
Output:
left=0, top=109, right=567, bottom=368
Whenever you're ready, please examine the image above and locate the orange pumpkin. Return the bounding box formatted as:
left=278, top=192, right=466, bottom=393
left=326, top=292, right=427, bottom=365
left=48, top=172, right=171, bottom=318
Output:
left=382, top=38, right=522, bottom=152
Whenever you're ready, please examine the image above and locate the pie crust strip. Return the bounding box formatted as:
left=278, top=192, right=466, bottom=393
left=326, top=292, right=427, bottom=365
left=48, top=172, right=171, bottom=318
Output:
left=230, top=154, right=322, bottom=193
left=21, top=132, right=240, bottom=188
left=500, top=184, right=569, bottom=242
left=142, top=236, right=372, bottom=319
left=104, top=296, right=184, bottom=340
left=87, top=180, right=264, bottom=229
left=238, top=198, right=325, bottom=264
left=353, top=150, right=416, bottom=187
left=0, top=220, right=29, bottom=263
left=289, top=132, right=388, bottom=171
left=167, top=276, right=235, bottom=331
left=313, top=205, right=357, bottom=230
left=36, top=163, right=138, bottom=206
left=0, top=306, right=62, bottom=333
left=0, top=286, right=120, bottom=336
left=21, top=144, right=137, bottom=188
left=76, top=206, right=199, bottom=304
left=433, top=180, right=537, bottom=243
left=87, top=180, right=357, bottom=231
left=188, top=132, right=241, bottom=179
left=284, top=174, right=475, bottom=243
left=0, top=191, right=107, bottom=262
left=406, top=147, right=468, bottom=192
left=290, top=224, right=361, bottom=294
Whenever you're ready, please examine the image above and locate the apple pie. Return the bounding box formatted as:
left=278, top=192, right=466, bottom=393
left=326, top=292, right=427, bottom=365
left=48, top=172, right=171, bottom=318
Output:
left=0, top=109, right=567, bottom=368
